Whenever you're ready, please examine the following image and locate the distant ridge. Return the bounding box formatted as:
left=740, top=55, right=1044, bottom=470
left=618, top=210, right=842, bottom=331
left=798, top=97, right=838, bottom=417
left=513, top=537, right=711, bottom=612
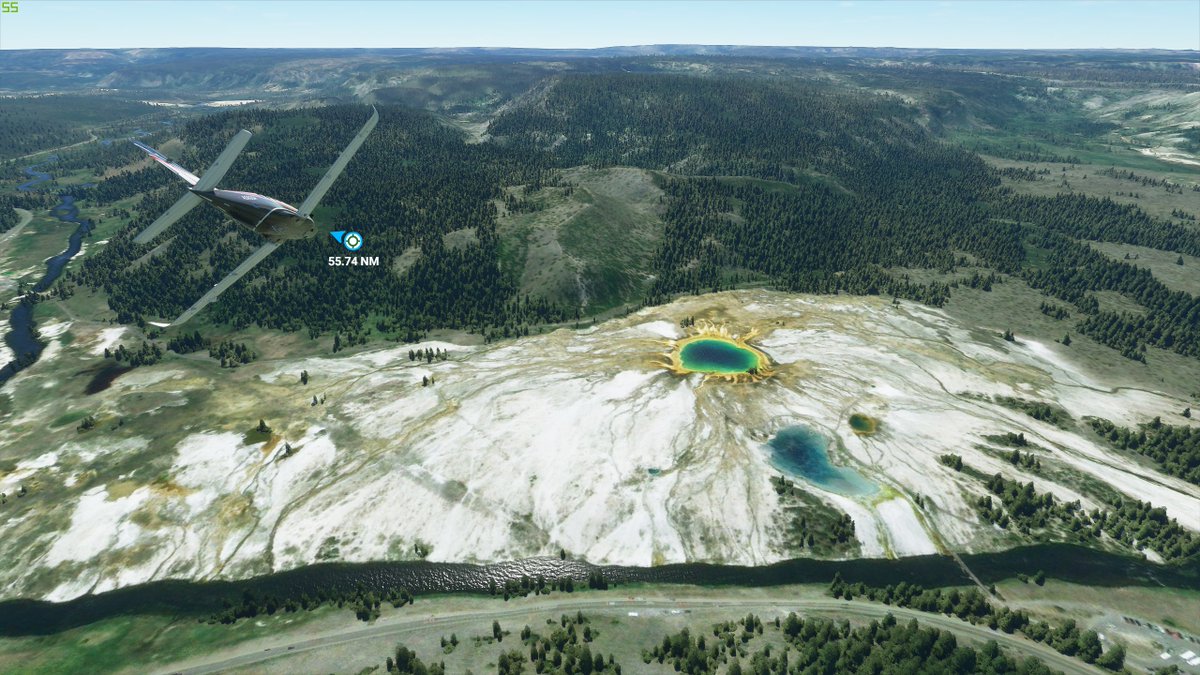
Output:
left=0, top=45, right=1193, bottom=96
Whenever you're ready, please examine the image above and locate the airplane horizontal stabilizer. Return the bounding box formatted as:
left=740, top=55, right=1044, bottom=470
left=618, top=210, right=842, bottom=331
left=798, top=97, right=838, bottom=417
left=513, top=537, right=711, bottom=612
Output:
left=133, top=140, right=200, bottom=186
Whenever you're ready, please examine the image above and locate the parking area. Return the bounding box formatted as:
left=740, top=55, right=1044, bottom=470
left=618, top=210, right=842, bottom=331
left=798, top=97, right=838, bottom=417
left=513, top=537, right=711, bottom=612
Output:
left=1090, top=613, right=1200, bottom=673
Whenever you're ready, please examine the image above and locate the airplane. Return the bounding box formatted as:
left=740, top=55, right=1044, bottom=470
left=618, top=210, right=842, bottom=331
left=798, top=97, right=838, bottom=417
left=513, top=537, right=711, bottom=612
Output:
left=131, top=107, right=379, bottom=326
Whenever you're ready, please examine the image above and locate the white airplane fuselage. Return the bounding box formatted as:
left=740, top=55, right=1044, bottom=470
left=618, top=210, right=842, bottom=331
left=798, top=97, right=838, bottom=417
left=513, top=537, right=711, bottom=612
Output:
left=195, top=188, right=316, bottom=244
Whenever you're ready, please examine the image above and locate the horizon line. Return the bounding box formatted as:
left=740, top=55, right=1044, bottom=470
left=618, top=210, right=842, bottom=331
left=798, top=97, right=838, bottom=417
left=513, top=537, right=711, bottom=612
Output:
left=3, top=44, right=1198, bottom=53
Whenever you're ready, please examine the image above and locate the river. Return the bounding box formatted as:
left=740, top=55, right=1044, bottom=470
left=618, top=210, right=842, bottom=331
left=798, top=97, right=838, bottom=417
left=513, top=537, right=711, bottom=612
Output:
left=0, top=544, right=1194, bottom=636
left=0, top=157, right=93, bottom=387
left=0, top=146, right=1196, bottom=640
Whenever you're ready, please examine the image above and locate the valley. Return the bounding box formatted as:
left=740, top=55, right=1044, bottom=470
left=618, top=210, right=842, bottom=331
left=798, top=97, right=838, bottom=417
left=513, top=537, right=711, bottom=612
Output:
left=1, top=38, right=1198, bottom=674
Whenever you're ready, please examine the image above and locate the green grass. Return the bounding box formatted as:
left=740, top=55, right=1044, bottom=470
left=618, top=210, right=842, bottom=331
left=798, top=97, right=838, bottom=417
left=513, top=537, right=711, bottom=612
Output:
left=243, top=427, right=272, bottom=445
left=77, top=194, right=143, bottom=241
left=1088, top=242, right=1200, bottom=296
left=0, top=214, right=78, bottom=287
left=936, top=273, right=1200, bottom=403
left=557, top=187, right=659, bottom=312
left=498, top=167, right=665, bottom=314
left=987, top=156, right=1200, bottom=226
left=0, top=605, right=336, bottom=675
left=48, top=411, right=90, bottom=429
left=998, top=577, right=1200, bottom=637
left=949, top=127, right=1191, bottom=174
left=45, top=169, right=97, bottom=187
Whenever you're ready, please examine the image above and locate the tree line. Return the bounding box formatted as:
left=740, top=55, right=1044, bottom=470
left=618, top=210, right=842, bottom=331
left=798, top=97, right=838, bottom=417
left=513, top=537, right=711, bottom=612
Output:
left=829, top=576, right=1125, bottom=671
left=52, top=73, right=1200, bottom=372
left=973, top=468, right=1199, bottom=562
left=204, top=583, right=414, bottom=625
left=1089, top=416, right=1200, bottom=486
left=1023, top=230, right=1200, bottom=362
left=771, top=475, right=858, bottom=556
left=646, top=610, right=1068, bottom=675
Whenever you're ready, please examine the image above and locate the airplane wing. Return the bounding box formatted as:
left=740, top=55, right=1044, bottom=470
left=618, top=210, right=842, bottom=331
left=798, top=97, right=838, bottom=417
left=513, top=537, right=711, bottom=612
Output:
left=297, top=107, right=379, bottom=217
left=193, top=129, right=252, bottom=192
left=133, top=191, right=203, bottom=244
left=133, top=140, right=200, bottom=186
left=152, top=242, right=280, bottom=327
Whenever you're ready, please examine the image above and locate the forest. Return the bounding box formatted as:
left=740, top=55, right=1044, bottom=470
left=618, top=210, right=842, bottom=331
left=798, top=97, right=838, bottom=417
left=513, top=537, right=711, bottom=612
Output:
left=972, top=468, right=1200, bottom=562
left=1088, top=416, right=1200, bottom=486
left=641, top=612, right=1070, bottom=675
left=0, top=203, right=16, bottom=234
left=36, top=69, right=1197, bottom=389
left=380, top=609, right=1077, bottom=675
left=828, top=578, right=1125, bottom=671
left=0, top=95, right=156, bottom=159
left=771, top=475, right=859, bottom=556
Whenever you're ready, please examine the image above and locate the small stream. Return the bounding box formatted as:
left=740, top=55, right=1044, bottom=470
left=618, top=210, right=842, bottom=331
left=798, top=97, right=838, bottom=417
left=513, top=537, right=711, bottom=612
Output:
left=0, top=157, right=93, bottom=387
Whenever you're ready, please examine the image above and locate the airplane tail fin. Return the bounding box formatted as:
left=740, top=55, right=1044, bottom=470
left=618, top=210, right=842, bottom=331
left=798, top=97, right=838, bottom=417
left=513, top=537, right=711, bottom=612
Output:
left=130, top=130, right=252, bottom=244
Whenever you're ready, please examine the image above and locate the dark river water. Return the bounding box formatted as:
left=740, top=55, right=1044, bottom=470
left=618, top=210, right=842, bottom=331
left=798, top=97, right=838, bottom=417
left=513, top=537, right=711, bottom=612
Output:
left=0, top=140, right=1196, bottom=639
left=0, top=544, right=1194, bottom=636
left=0, top=158, right=93, bottom=387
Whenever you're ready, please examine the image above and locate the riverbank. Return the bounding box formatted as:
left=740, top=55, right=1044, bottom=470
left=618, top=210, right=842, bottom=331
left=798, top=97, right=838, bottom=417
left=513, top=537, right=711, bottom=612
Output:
left=2, top=575, right=1194, bottom=675
left=1, top=159, right=92, bottom=387
left=2, top=290, right=1198, bottom=606
left=0, top=543, right=1195, bottom=638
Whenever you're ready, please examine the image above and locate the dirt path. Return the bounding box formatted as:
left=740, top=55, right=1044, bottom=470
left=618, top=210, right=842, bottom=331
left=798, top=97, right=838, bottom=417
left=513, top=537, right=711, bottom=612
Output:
left=155, top=595, right=1103, bottom=675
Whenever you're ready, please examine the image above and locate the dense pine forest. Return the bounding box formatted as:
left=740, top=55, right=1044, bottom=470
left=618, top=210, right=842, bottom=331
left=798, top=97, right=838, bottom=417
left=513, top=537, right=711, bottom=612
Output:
left=74, top=105, right=562, bottom=337
left=0, top=95, right=156, bottom=159
left=0, top=196, right=19, bottom=234
left=46, top=70, right=1198, bottom=371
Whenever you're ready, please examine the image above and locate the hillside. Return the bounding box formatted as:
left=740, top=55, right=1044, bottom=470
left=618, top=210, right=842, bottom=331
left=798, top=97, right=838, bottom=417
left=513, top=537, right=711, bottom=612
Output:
left=2, top=290, right=1196, bottom=602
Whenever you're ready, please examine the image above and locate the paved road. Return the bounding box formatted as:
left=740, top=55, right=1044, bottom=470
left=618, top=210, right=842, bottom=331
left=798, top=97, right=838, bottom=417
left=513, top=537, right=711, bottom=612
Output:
left=16, top=132, right=97, bottom=160
left=0, top=208, right=34, bottom=252
left=157, top=596, right=1103, bottom=675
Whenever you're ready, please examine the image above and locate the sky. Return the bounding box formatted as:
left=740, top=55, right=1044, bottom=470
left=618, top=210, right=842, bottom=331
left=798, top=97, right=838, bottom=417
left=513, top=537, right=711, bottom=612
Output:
left=0, top=0, right=1197, bottom=51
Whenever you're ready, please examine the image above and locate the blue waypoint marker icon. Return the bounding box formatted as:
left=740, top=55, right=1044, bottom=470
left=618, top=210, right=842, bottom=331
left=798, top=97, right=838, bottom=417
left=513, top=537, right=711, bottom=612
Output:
left=331, top=230, right=364, bottom=252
